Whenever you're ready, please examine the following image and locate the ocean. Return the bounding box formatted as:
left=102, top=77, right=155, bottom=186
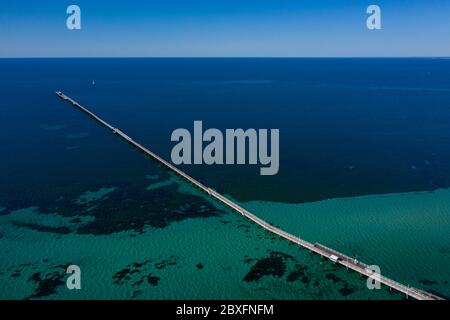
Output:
left=0, top=58, right=449, bottom=299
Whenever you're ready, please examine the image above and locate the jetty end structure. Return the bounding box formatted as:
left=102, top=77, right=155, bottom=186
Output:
left=55, top=91, right=443, bottom=301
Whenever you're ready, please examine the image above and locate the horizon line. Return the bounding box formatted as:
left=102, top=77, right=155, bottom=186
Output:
left=1, top=56, right=450, bottom=59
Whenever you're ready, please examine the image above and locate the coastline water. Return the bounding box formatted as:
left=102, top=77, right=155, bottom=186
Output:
left=0, top=58, right=449, bottom=299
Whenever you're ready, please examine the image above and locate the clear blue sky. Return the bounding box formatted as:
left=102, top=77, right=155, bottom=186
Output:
left=1, top=0, right=449, bottom=57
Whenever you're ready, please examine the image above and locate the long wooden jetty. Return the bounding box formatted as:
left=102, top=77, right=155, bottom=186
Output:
left=55, top=91, right=443, bottom=300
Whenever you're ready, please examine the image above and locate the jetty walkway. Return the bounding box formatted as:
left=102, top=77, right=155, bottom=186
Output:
left=55, top=91, right=443, bottom=300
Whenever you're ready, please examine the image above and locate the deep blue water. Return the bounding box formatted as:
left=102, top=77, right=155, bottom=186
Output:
left=2, top=58, right=450, bottom=206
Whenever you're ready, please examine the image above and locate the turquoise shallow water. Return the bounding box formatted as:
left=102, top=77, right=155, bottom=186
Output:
left=0, top=116, right=448, bottom=298
left=2, top=162, right=448, bottom=299
left=0, top=175, right=404, bottom=300
left=244, top=189, right=450, bottom=298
